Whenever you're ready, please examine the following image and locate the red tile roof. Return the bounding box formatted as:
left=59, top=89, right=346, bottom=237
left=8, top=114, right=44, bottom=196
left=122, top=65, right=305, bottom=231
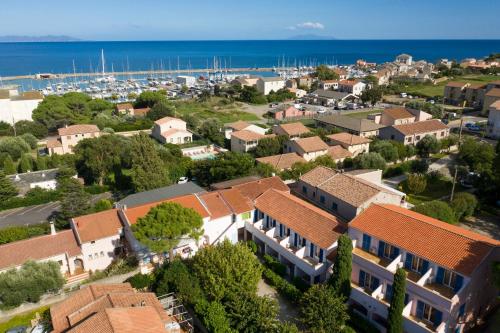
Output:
left=274, top=122, right=311, bottom=136
left=392, top=119, right=448, bottom=136
left=256, top=153, right=306, bottom=170
left=328, top=145, right=353, bottom=161
left=255, top=189, right=346, bottom=248
left=154, top=116, right=183, bottom=125
left=46, top=138, right=63, bottom=148
left=327, top=132, right=371, bottom=146
left=350, top=204, right=500, bottom=276
left=291, top=136, right=329, bottom=153
left=226, top=120, right=252, bottom=131
left=232, top=176, right=290, bottom=200
left=58, top=124, right=100, bottom=136
left=73, top=209, right=123, bottom=243
left=231, top=130, right=272, bottom=141
left=486, top=88, right=500, bottom=97
left=383, top=107, right=414, bottom=120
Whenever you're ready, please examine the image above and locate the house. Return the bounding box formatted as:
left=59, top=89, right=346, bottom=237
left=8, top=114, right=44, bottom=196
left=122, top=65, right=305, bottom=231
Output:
left=47, top=124, right=101, bottom=155
left=348, top=204, right=500, bottom=333
left=0, top=88, right=43, bottom=125
left=320, top=80, right=339, bottom=90
left=396, top=53, right=413, bottom=66
left=285, top=136, right=329, bottom=161
left=230, top=130, right=274, bottom=153
left=486, top=100, right=500, bottom=139
left=296, top=166, right=405, bottom=221
left=224, top=120, right=266, bottom=139
left=333, top=68, right=348, bottom=79
left=443, top=82, right=469, bottom=106
left=256, top=77, right=286, bottom=95
left=246, top=189, right=346, bottom=284
left=152, top=116, right=192, bottom=144
left=374, top=68, right=391, bottom=85
left=256, top=152, right=306, bottom=171
left=338, top=80, right=366, bottom=96
left=231, top=75, right=259, bottom=87
left=272, top=122, right=311, bottom=139
left=49, top=283, right=190, bottom=333
left=305, top=90, right=356, bottom=107
left=268, top=105, right=314, bottom=120
left=287, top=87, right=307, bottom=98
left=379, top=119, right=449, bottom=145
left=327, top=145, right=353, bottom=163
left=176, top=75, right=196, bottom=87
left=483, top=87, right=500, bottom=113
left=132, top=107, right=150, bottom=117
left=7, top=168, right=63, bottom=196
left=297, top=75, right=314, bottom=89
left=316, top=115, right=383, bottom=137
left=326, top=132, right=371, bottom=156
left=115, top=102, right=134, bottom=115
left=380, top=107, right=416, bottom=126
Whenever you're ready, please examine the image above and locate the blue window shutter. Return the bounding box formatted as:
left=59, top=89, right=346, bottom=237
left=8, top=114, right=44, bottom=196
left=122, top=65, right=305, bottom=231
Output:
left=310, top=243, right=314, bottom=257
left=359, top=270, right=366, bottom=286
left=362, top=234, right=371, bottom=251
left=421, top=260, right=429, bottom=274
left=294, top=233, right=298, bottom=247
left=372, top=277, right=380, bottom=290
left=386, top=284, right=393, bottom=301
left=254, top=209, right=259, bottom=222
left=392, top=247, right=400, bottom=259
left=279, top=224, right=283, bottom=237
left=416, top=300, right=425, bottom=319
left=436, top=267, right=445, bottom=284
left=319, top=249, right=324, bottom=263
left=433, top=309, right=443, bottom=327
left=404, top=253, right=413, bottom=269
left=454, top=275, right=464, bottom=292
left=404, top=293, right=409, bottom=305
left=378, top=241, right=385, bottom=257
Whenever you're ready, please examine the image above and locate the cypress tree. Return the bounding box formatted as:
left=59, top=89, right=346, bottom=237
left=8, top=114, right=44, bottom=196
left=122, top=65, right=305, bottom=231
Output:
left=329, top=234, right=353, bottom=298
left=3, top=155, right=16, bottom=175
left=18, top=153, right=33, bottom=173
left=387, top=268, right=407, bottom=333
left=0, top=171, right=18, bottom=201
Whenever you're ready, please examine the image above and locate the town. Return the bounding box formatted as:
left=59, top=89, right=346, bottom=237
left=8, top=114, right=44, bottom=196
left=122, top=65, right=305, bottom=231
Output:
left=0, top=49, right=500, bottom=333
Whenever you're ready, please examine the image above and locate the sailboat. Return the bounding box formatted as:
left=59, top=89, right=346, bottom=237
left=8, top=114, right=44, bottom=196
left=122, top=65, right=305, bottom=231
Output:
left=95, top=49, right=116, bottom=83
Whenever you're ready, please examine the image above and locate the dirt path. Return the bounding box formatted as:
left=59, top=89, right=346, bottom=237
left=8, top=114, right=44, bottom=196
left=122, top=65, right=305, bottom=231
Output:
left=257, top=279, right=300, bottom=324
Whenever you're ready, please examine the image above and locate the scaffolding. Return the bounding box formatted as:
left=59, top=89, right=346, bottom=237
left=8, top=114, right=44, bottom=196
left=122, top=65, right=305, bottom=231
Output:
left=158, top=293, right=194, bottom=333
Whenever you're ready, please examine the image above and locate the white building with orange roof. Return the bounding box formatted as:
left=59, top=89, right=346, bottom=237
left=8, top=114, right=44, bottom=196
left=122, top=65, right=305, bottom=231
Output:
left=152, top=116, right=192, bottom=144
left=326, top=132, right=371, bottom=156
left=272, top=122, right=311, bottom=139
left=224, top=120, right=266, bottom=139
left=230, top=130, right=275, bottom=153
left=284, top=136, right=329, bottom=161
left=338, top=80, right=366, bottom=96
left=487, top=100, right=500, bottom=138
left=47, top=124, right=101, bottom=155
left=348, top=204, right=500, bottom=333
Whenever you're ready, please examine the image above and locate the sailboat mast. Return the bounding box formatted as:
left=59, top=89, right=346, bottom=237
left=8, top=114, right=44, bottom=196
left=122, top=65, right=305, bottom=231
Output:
left=101, top=49, right=105, bottom=76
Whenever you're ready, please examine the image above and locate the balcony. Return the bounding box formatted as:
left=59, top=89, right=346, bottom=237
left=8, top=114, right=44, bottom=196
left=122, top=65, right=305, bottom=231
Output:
left=353, top=248, right=392, bottom=268
left=425, top=283, right=456, bottom=300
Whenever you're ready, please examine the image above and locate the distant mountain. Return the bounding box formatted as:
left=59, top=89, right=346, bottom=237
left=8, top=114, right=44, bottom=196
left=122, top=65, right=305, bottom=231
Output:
left=0, top=35, right=81, bottom=42
left=287, top=34, right=336, bottom=40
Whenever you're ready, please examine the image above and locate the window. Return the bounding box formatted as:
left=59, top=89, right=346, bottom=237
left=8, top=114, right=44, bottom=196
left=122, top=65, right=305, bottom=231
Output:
left=458, top=303, right=466, bottom=319
left=58, top=260, right=63, bottom=266
left=100, top=251, right=104, bottom=257
left=312, top=191, right=316, bottom=198
left=241, top=211, right=251, bottom=220
left=91, top=240, right=95, bottom=244
left=362, top=234, right=371, bottom=251
left=381, top=243, right=399, bottom=260
left=302, top=237, right=307, bottom=247
left=88, top=254, right=93, bottom=260
left=331, top=202, right=338, bottom=211
left=404, top=253, right=428, bottom=274
left=302, top=186, right=307, bottom=194
left=416, top=301, right=443, bottom=327
left=320, top=195, right=325, bottom=204
left=385, top=284, right=393, bottom=301
left=67, top=136, right=71, bottom=140
left=411, top=256, right=424, bottom=272
left=359, top=270, right=380, bottom=293
left=416, top=135, right=421, bottom=140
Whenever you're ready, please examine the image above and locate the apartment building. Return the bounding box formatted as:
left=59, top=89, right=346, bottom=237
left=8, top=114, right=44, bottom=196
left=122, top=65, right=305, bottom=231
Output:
left=47, top=124, right=101, bottom=155
left=256, top=152, right=306, bottom=171
left=348, top=204, right=500, bottom=333
left=486, top=100, right=500, bottom=139
left=256, top=77, right=286, bottom=95
left=272, top=122, right=311, bottom=139
left=379, top=119, right=450, bottom=145
left=224, top=120, right=266, bottom=139
left=230, top=130, right=275, bottom=153
left=338, top=80, right=367, bottom=96
left=152, top=116, right=192, bottom=144
left=326, top=132, right=371, bottom=156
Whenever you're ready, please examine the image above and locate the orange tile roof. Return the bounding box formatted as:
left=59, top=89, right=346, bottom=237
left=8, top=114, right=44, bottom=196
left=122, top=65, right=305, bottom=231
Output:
left=392, top=119, right=448, bottom=136
left=199, top=191, right=232, bottom=219
left=327, top=132, right=371, bottom=146
left=383, top=107, right=414, bottom=120
left=218, top=188, right=254, bottom=214
left=46, top=138, right=62, bottom=148
left=256, top=153, right=306, bottom=170
left=123, top=194, right=210, bottom=225
left=154, top=116, right=183, bottom=125
left=104, top=307, right=167, bottom=333
left=226, top=120, right=251, bottom=131
left=486, top=88, right=500, bottom=97
left=231, top=130, right=268, bottom=141
left=58, top=124, right=100, bottom=136
left=446, top=82, right=468, bottom=88
left=328, top=145, right=353, bottom=161
left=339, top=79, right=360, bottom=86
left=116, top=103, right=134, bottom=110
left=255, top=189, right=345, bottom=248
left=232, top=176, right=290, bottom=200
left=0, top=230, right=81, bottom=270
left=274, top=122, right=311, bottom=136
left=350, top=204, right=500, bottom=276
left=133, top=107, right=150, bottom=116
left=490, top=100, right=500, bottom=110
left=73, top=209, right=123, bottom=243
left=291, top=136, right=329, bottom=153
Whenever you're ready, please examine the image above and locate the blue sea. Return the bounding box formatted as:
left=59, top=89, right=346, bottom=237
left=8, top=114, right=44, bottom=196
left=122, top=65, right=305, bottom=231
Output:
left=1, top=40, right=499, bottom=77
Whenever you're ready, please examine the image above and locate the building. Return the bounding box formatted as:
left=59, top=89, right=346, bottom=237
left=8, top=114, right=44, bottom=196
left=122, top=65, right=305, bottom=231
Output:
left=132, top=107, right=150, bottom=117
left=296, top=166, right=405, bottom=221
left=272, top=122, right=311, bottom=139
left=231, top=75, right=260, bottom=87
left=0, top=88, right=43, bottom=125
left=320, top=80, right=339, bottom=90
left=396, top=54, right=413, bottom=66
left=443, top=82, right=469, bottom=106
left=284, top=136, right=329, bottom=161
left=230, top=130, right=274, bottom=153
left=46, top=124, right=101, bottom=155
left=338, top=80, right=366, bottom=96
left=327, top=145, right=353, bottom=163
left=379, top=119, right=449, bottom=145
left=486, top=100, right=500, bottom=139
left=305, top=90, right=356, bottom=107
left=115, top=103, right=134, bottom=115
left=348, top=204, right=500, bottom=333
left=246, top=188, right=346, bottom=284
left=7, top=168, right=63, bottom=196
left=316, top=115, right=383, bottom=137
left=380, top=107, right=416, bottom=126
left=483, top=87, right=500, bottom=113
left=152, top=116, right=192, bottom=144
left=176, top=75, right=196, bottom=87
left=50, top=283, right=191, bottom=333
left=268, top=105, right=315, bottom=120
left=256, top=152, right=306, bottom=171
left=256, top=77, right=286, bottom=95
left=117, top=182, right=205, bottom=208
left=287, top=87, right=307, bottom=98
left=326, top=132, right=371, bottom=156
left=224, top=120, right=266, bottom=139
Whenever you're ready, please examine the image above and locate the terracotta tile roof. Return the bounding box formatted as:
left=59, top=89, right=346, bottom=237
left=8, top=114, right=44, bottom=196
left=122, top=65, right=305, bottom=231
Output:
left=327, top=132, right=371, bottom=146
left=123, top=194, right=210, bottom=225
left=328, top=146, right=353, bottom=161
left=383, top=107, right=415, bottom=120
left=274, top=122, right=310, bottom=136
left=446, top=82, right=468, bottom=88
left=392, top=119, right=448, bottom=136
left=133, top=107, right=150, bottom=116
left=154, top=116, right=183, bottom=125
left=231, top=130, right=271, bottom=141
left=46, top=138, right=62, bottom=148
left=116, top=103, right=134, bottom=110
left=101, top=307, right=166, bottom=333
left=226, top=120, right=251, bottom=131
left=0, top=230, right=81, bottom=271
left=490, top=100, right=500, bottom=110
left=255, top=189, right=346, bottom=248
left=339, top=80, right=360, bottom=86
left=350, top=204, right=500, bottom=276
left=211, top=176, right=262, bottom=190
left=256, top=153, right=306, bottom=170
left=73, top=209, right=123, bottom=243
left=199, top=191, right=232, bottom=219
left=161, top=128, right=191, bottom=138
left=316, top=115, right=383, bottom=132
left=58, top=124, right=100, bottom=136
left=232, top=176, right=290, bottom=200
left=218, top=188, right=254, bottom=214
left=291, top=136, right=329, bottom=153
left=486, top=88, right=500, bottom=97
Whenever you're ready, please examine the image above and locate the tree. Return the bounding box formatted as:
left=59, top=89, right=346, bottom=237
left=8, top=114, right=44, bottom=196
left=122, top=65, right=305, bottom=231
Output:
left=35, top=156, right=48, bottom=171
left=329, top=234, right=352, bottom=298
left=190, top=152, right=255, bottom=187
left=416, top=135, right=441, bottom=157
left=360, top=87, right=383, bottom=106
left=363, top=75, right=379, bottom=86
left=32, top=93, right=93, bottom=130
left=93, top=199, right=113, bottom=212
left=146, top=99, right=175, bottom=121
left=314, top=64, right=340, bottom=81
left=20, top=133, right=38, bottom=149
left=239, top=86, right=267, bottom=104
left=451, top=192, right=478, bottom=220
left=199, top=119, right=225, bottom=146
left=130, top=133, right=170, bottom=192
left=0, top=121, right=13, bottom=136
left=134, top=91, right=167, bottom=108
left=195, top=300, right=235, bottom=333
left=191, top=240, right=263, bottom=302
left=406, top=173, right=427, bottom=194
left=354, top=152, right=386, bottom=170
left=154, top=259, right=203, bottom=305
left=224, top=293, right=280, bottom=333
left=132, top=202, right=203, bottom=259
left=440, top=134, right=459, bottom=152
left=413, top=200, right=456, bottom=224
left=254, top=136, right=283, bottom=157
left=3, top=155, right=16, bottom=174
left=300, top=284, right=349, bottom=333
left=0, top=136, right=31, bottom=160
left=459, top=137, right=495, bottom=173
left=370, top=140, right=399, bottom=162
left=387, top=268, right=406, bottom=333
left=18, top=153, right=34, bottom=173
left=410, top=159, right=429, bottom=173
left=59, top=178, right=91, bottom=221
left=254, top=162, right=277, bottom=178
left=0, top=171, right=18, bottom=201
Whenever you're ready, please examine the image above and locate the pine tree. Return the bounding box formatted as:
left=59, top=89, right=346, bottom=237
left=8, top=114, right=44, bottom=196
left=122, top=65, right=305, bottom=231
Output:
left=0, top=171, right=18, bottom=201
left=387, top=268, right=407, bottom=333
left=3, top=155, right=16, bottom=175
left=329, top=234, right=353, bottom=298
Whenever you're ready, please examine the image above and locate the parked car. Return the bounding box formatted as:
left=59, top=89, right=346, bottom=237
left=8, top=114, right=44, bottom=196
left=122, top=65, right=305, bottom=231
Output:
left=178, top=177, right=188, bottom=184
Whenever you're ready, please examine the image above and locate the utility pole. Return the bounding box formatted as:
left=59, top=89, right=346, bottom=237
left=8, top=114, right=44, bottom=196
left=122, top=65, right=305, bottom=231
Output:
left=450, top=116, right=464, bottom=202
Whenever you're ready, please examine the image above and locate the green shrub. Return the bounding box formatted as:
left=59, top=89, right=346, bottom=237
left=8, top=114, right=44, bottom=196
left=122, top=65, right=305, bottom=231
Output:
left=262, top=268, right=301, bottom=302
left=347, top=310, right=380, bottom=333
left=246, top=240, right=258, bottom=254
left=0, top=188, right=61, bottom=211
left=262, top=254, right=287, bottom=276
left=451, top=192, right=478, bottom=220
left=292, top=276, right=310, bottom=292
left=84, top=184, right=110, bottom=194
left=0, top=223, right=49, bottom=245
left=125, top=273, right=154, bottom=290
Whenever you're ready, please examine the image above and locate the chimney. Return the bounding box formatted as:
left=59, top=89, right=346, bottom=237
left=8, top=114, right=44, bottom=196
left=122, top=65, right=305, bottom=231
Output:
left=50, top=221, right=56, bottom=235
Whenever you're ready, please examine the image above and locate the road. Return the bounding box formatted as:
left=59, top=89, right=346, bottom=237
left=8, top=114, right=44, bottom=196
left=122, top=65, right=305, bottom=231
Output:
left=0, top=193, right=111, bottom=229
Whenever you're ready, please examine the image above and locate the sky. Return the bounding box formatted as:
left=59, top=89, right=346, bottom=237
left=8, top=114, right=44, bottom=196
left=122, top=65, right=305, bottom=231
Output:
left=1, top=0, right=499, bottom=40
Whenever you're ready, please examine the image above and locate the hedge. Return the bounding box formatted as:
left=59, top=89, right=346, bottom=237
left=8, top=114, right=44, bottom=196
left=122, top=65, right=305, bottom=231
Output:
left=262, top=268, right=301, bottom=302
left=262, top=254, right=287, bottom=276
left=0, top=189, right=61, bottom=211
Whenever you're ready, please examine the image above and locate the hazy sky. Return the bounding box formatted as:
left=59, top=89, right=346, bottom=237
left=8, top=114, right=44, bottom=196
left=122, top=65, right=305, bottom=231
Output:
left=1, top=0, right=499, bottom=40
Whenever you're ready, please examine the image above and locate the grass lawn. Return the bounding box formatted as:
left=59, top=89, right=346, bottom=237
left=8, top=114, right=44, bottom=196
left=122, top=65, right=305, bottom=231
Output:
left=403, top=177, right=458, bottom=205
left=344, top=109, right=383, bottom=119
left=0, top=306, right=49, bottom=332
left=172, top=98, right=259, bottom=123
